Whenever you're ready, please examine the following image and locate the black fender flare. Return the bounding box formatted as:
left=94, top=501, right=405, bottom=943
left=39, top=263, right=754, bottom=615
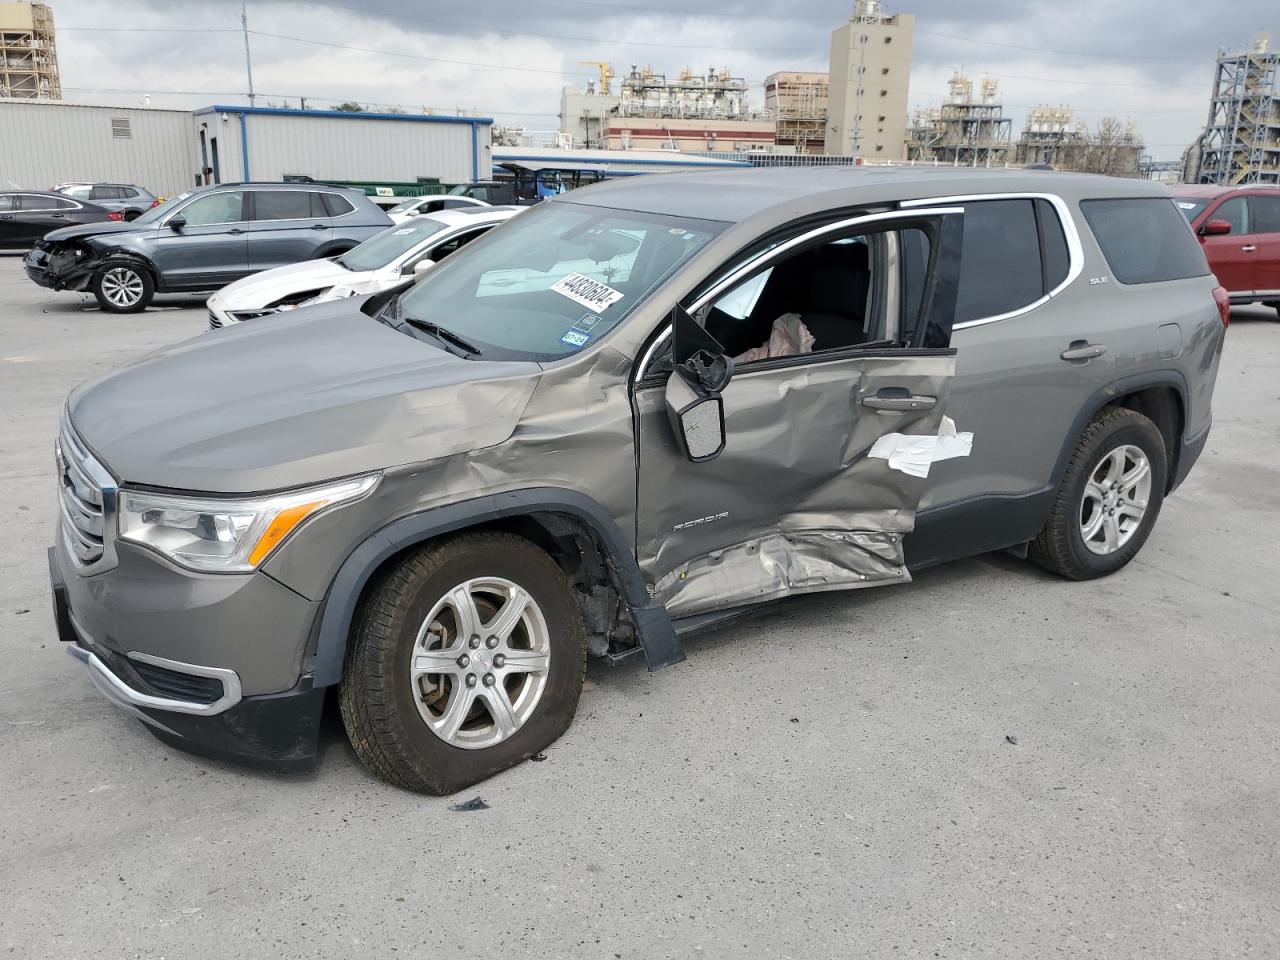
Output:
left=305, top=488, right=684, bottom=688
left=1049, top=369, right=1190, bottom=492
left=94, top=250, right=160, bottom=284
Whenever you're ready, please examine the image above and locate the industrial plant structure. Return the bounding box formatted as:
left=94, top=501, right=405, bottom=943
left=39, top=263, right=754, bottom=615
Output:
left=765, top=71, right=829, bottom=154
left=1015, top=106, right=1085, bottom=168
left=909, top=73, right=1013, bottom=166
left=559, top=63, right=775, bottom=153
left=0, top=0, right=60, bottom=99
left=1193, top=34, right=1280, bottom=185
left=825, top=0, right=915, bottom=159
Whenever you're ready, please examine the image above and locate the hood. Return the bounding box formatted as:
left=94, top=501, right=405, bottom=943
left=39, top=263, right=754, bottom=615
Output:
left=68, top=304, right=541, bottom=493
left=41, top=221, right=154, bottom=244
left=218, top=258, right=362, bottom=310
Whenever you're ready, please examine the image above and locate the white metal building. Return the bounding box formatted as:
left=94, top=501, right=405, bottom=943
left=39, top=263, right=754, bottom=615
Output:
left=0, top=99, right=199, bottom=195
left=191, top=106, right=493, bottom=187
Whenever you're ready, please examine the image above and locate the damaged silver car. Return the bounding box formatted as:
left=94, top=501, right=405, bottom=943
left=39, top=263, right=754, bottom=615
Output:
left=49, top=168, right=1226, bottom=793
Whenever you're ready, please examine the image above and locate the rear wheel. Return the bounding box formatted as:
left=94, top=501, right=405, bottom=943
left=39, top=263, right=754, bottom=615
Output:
left=1030, top=407, right=1167, bottom=580
left=339, top=532, right=586, bottom=794
left=92, top=264, right=154, bottom=313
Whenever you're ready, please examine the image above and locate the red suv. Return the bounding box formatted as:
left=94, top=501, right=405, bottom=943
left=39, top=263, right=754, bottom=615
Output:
left=1172, top=185, right=1280, bottom=317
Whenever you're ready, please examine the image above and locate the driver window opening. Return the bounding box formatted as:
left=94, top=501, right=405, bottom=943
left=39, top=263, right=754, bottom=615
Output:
left=698, top=227, right=931, bottom=365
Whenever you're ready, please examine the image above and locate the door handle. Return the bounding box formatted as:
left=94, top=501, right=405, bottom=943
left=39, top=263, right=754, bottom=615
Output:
left=310, top=223, right=327, bottom=230
left=0, top=214, right=13, bottom=220
left=227, top=228, right=245, bottom=235
left=861, top=393, right=938, bottom=412
left=1061, top=342, right=1106, bottom=362
left=1241, top=245, right=1257, bottom=252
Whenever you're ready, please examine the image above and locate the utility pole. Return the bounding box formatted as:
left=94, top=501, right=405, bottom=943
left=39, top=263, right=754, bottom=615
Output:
left=241, top=0, right=256, bottom=106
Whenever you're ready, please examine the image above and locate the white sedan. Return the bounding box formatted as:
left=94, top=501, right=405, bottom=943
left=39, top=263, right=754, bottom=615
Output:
left=207, top=206, right=519, bottom=329
left=386, top=194, right=489, bottom=225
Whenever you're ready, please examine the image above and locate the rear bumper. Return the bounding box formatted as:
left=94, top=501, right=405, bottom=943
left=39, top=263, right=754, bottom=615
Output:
left=1170, top=420, right=1210, bottom=493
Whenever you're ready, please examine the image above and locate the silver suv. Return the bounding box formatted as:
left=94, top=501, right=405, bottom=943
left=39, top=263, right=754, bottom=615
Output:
left=25, top=182, right=391, bottom=313
left=49, top=169, right=1226, bottom=793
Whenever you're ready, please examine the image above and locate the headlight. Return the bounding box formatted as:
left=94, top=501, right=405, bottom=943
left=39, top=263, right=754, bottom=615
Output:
left=118, top=474, right=379, bottom=572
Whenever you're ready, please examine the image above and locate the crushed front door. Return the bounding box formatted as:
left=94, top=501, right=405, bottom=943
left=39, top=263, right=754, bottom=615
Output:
left=632, top=208, right=964, bottom=620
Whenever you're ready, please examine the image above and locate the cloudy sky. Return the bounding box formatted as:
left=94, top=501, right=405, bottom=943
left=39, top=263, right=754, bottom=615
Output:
left=48, top=0, right=1276, bottom=160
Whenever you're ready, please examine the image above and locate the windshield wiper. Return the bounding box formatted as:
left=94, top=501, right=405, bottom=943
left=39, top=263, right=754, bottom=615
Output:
left=402, top=316, right=483, bottom=358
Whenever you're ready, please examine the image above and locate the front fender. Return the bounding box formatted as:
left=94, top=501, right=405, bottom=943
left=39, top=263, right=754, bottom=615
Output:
left=304, top=487, right=684, bottom=688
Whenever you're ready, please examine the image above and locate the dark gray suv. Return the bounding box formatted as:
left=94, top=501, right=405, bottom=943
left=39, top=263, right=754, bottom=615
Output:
left=48, top=168, right=1226, bottom=793
left=25, top=182, right=391, bottom=312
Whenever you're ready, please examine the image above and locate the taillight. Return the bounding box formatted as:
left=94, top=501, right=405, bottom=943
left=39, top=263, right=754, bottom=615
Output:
left=107, top=211, right=124, bottom=221
left=1212, top=285, right=1230, bottom=328
left=150, top=198, right=162, bottom=207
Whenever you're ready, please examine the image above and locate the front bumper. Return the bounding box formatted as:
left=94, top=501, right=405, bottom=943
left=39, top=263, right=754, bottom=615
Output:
left=25, top=245, right=94, bottom=292
left=50, top=535, right=327, bottom=773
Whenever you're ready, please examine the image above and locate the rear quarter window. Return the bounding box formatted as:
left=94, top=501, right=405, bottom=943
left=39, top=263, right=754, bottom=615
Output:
left=1080, top=198, right=1210, bottom=285
left=320, top=193, right=355, bottom=217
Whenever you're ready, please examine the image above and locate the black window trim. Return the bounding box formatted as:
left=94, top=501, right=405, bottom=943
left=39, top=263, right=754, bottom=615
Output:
left=11, top=193, right=85, bottom=213
left=900, top=192, right=1083, bottom=330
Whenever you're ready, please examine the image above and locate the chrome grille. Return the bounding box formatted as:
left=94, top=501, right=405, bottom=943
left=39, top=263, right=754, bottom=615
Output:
left=56, top=412, right=118, bottom=573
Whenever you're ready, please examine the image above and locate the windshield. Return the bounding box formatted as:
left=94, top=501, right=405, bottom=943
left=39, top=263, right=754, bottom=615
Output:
left=1175, top=199, right=1210, bottom=221
left=133, top=192, right=191, bottom=225
left=338, top=219, right=450, bottom=272
left=396, top=201, right=725, bottom=361
left=387, top=197, right=426, bottom=214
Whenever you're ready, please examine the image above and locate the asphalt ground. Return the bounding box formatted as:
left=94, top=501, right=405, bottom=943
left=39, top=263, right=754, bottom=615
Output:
left=1, top=253, right=1277, bottom=959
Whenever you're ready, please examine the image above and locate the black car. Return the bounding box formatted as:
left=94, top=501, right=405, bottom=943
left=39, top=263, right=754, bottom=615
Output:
left=0, top=190, right=112, bottom=251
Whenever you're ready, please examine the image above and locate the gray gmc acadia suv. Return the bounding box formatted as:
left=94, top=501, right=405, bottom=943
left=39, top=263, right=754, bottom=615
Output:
left=49, top=168, right=1227, bottom=794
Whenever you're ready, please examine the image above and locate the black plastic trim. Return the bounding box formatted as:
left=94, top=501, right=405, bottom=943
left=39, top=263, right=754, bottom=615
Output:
left=1049, top=369, right=1191, bottom=493
left=905, top=487, right=1056, bottom=570
left=309, top=488, right=684, bottom=687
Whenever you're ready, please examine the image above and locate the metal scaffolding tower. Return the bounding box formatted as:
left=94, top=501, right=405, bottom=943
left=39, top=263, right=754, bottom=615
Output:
left=910, top=74, right=1012, bottom=166
left=0, top=1, right=60, bottom=99
left=1197, top=34, right=1280, bottom=185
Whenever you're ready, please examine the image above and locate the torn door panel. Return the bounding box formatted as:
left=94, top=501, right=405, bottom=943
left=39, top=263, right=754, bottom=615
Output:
left=654, top=528, right=904, bottom=619
left=636, top=351, right=956, bottom=617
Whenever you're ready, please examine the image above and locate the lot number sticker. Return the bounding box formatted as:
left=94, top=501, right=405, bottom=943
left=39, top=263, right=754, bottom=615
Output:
left=551, top=273, right=625, bottom=312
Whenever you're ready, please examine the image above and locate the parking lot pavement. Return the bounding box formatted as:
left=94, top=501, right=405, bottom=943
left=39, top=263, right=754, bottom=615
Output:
left=1, top=251, right=1276, bottom=959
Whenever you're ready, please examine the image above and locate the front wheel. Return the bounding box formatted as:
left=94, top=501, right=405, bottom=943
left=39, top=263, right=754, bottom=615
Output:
left=339, top=532, right=586, bottom=794
left=92, top=264, right=154, bottom=313
left=1030, top=407, right=1167, bottom=580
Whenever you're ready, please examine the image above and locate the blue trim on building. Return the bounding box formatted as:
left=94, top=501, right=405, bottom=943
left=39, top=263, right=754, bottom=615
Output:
left=194, top=105, right=493, bottom=126
left=238, top=112, right=250, bottom=180
left=471, top=124, right=479, bottom=182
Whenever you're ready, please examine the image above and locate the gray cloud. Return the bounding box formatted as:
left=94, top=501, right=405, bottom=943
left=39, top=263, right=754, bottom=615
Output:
left=49, top=0, right=1278, bottom=158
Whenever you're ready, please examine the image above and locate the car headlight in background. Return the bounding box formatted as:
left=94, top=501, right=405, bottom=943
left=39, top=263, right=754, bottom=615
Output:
left=118, top=474, right=379, bottom=572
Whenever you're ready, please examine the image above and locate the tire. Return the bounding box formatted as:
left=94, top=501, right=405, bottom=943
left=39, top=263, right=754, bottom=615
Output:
left=92, top=263, right=154, bottom=313
left=339, top=532, right=586, bottom=794
left=1029, top=407, right=1168, bottom=581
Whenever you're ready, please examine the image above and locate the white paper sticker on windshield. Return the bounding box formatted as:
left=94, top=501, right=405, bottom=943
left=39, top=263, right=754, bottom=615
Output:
left=551, top=273, right=625, bottom=312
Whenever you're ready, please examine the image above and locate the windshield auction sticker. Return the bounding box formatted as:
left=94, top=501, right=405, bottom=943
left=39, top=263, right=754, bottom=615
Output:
left=551, top=273, right=624, bottom=312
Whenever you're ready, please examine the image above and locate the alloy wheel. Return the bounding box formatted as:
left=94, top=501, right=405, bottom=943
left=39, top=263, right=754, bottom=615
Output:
left=410, top=577, right=551, bottom=750
left=1079, top=443, right=1152, bottom=556
left=100, top=267, right=145, bottom=308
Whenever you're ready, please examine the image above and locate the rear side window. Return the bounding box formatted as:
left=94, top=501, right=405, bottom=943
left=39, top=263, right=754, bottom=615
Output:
left=320, top=193, right=355, bottom=217
left=1035, top=199, right=1070, bottom=292
left=955, top=199, right=1043, bottom=323
left=1252, top=195, right=1280, bottom=234
left=1081, top=198, right=1210, bottom=285
left=253, top=190, right=313, bottom=221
